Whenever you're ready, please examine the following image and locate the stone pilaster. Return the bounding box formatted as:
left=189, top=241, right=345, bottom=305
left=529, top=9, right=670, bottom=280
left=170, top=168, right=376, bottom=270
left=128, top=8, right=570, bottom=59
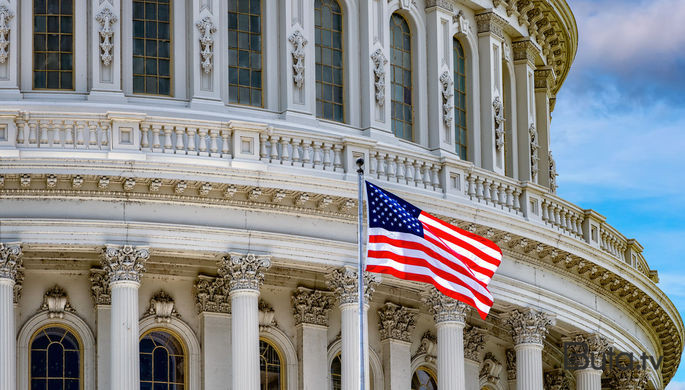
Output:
left=504, top=308, right=553, bottom=390
left=378, top=302, right=416, bottom=390
left=464, top=325, right=485, bottom=390
left=90, top=267, right=112, bottom=390
left=0, top=242, right=21, bottom=390
left=564, top=333, right=610, bottom=390
left=512, top=39, right=539, bottom=182
left=609, top=364, right=648, bottom=390
left=534, top=67, right=555, bottom=189
left=195, top=274, right=232, bottom=390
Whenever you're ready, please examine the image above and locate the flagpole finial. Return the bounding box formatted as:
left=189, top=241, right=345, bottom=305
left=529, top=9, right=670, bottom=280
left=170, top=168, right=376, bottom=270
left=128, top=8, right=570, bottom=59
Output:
left=356, top=158, right=364, bottom=174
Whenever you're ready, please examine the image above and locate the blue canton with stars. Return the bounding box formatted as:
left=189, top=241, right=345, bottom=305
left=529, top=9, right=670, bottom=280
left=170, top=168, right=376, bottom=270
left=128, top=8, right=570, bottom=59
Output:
left=366, top=181, right=424, bottom=236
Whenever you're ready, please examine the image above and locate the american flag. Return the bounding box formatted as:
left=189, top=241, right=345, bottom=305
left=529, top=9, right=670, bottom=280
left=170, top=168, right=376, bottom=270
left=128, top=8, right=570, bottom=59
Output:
left=365, top=181, right=502, bottom=319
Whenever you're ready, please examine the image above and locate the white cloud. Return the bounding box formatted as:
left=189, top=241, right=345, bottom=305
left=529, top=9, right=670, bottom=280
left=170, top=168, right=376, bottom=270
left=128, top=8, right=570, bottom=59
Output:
left=667, top=380, right=685, bottom=390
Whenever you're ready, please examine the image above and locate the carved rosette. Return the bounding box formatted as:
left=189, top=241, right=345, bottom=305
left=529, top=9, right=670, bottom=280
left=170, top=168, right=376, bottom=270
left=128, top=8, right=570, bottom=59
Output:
left=95, top=8, right=118, bottom=66
left=529, top=124, right=539, bottom=180
left=40, top=285, right=75, bottom=319
left=292, top=287, right=334, bottom=327
left=90, top=268, right=111, bottom=305
left=505, top=348, right=516, bottom=380
left=218, top=253, right=271, bottom=292
left=549, top=150, right=558, bottom=193
left=564, top=333, right=610, bottom=368
left=439, top=71, right=454, bottom=127
left=101, top=244, right=150, bottom=284
left=609, top=364, right=648, bottom=390
left=370, top=48, right=388, bottom=106
left=377, top=302, right=416, bottom=342
left=493, top=96, right=505, bottom=151
left=194, top=274, right=231, bottom=313
left=503, top=308, right=553, bottom=345
left=463, top=324, right=485, bottom=361
left=0, top=5, right=14, bottom=64
left=288, top=29, right=307, bottom=89
left=544, top=369, right=571, bottom=390
left=422, top=287, right=469, bottom=324
left=480, top=352, right=503, bottom=385
left=0, top=242, right=22, bottom=281
left=196, top=16, right=216, bottom=73
left=145, top=290, right=180, bottom=323
left=326, top=267, right=379, bottom=306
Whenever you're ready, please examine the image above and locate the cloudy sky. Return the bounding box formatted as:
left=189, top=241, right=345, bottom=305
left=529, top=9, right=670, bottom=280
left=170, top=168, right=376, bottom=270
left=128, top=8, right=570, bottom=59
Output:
left=554, top=0, right=685, bottom=387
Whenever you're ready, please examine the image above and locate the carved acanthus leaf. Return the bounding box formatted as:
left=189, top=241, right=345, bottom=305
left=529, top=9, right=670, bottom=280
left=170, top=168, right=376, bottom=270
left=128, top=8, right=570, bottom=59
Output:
left=145, top=290, right=180, bottom=323
left=288, top=29, right=307, bottom=89
left=40, top=285, right=75, bottom=319
left=377, top=302, right=416, bottom=342
left=0, top=242, right=22, bottom=281
left=326, top=267, right=380, bottom=305
left=196, top=16, right=216, bottom=73
left=423, top=287, right=469, bottom=324
left=292, top=287, right=334, bottom=326
left=95, top=8, right=118, bottom=66
left=194, top=274, right=231, bottom=313
left=101, top=244, right=150, bottom=283
left=503, top=308, right=553, bottom=345
left=218, top=253, right=271, bottom=292
left=90, top=268, right=111, bottom=305
left=464, top=325, right=486, bottom=361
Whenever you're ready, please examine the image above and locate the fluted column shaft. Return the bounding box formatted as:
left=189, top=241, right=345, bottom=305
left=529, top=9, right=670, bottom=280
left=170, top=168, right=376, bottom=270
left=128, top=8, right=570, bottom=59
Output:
left=231, top=289, right=260, bottom=390
left=515, top=343, right=543, bottom=390
left=464, top=359, right=481, bottom=390
left=110, top=280, right=141, bottom=390
left=504, top=308, right=552, bottom=390
left=340, top=302, right=371, bottom=390
left=437, top=321, right=466, bottom=390
left=0, top=278, right=16, bottom=390
left=575, top=368, right=602, bottom=390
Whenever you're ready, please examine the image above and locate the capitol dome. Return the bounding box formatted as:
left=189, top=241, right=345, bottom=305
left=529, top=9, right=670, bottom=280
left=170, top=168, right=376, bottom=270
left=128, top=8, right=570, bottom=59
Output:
left=0, top=0, right=681, bottom=389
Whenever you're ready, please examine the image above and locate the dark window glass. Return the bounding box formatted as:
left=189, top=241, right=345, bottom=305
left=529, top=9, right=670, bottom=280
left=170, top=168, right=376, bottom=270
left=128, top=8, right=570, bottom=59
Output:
left=30, top=327, right=81, bottom=389
left=133, top=0, right=172, bottom=95
left=411, top=367, right=437, bottom=390
left=228, top=0, right=262, bottom=106
left=259, top=339, right=283, bottom=390
left=315, top=0, right=344, bottom=122
left=390, top=14, right=412, bottom=141
left=454, top=38, right=468, bottom=160
left=33, top=0, right=74, bottom=89
left=330, top=353, right=342, bottom=390
left=139, top=331, right=185, bottom=390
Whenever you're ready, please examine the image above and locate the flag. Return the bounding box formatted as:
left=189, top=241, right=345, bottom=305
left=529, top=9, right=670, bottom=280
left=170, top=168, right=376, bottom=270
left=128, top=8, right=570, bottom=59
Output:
left=365, top=181, right=502, bottom=319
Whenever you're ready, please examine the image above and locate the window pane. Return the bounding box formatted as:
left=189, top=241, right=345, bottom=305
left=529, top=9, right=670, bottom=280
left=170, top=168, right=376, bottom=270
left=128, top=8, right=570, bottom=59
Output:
left=390, top=14, right=412, bottom=140
left=260, top=340, right=283, bottom=390
left=140, top=331, right=186, bottom=389
left=132, top=0, right=173, bottom=95
left=33, top=0, right=73, bottom=89
left=30, top=328, right=81, bottom=390
left=454, top=38, right=468, bottom=159
left=315, top=0, right=344, bottom=122
left=228, top=0, right=262, bottom=106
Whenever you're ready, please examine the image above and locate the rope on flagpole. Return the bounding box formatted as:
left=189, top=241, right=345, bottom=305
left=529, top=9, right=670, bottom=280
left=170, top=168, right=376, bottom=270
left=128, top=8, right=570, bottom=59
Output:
left=356, top=158, right=366, bottom=390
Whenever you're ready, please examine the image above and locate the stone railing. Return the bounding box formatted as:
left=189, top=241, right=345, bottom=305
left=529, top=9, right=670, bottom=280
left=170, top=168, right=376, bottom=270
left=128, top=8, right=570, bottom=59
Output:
left=0, top=111, right=655, bottom=281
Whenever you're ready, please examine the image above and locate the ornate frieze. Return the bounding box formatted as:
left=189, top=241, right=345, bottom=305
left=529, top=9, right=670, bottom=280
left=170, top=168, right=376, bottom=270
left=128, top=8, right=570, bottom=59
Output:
left=196, top=16, right=216, bottom=73
left=371, top=48, right=388, bottom=106
left=453, top=10, right=472, bottom=35
left=439, top=71, right=454, bottom=128
left=194, top=274, right=231, bottom=314
left=493, top=96, right=505, bottom=151
left=292, top=287, right=334, bottom=327
left=564, top=333, right=610, bottom=368
left=0, top=242, right=22, bottom=281
left=95, top=8, right=117, bottom=66
left=0, top=5, right=14, bottom=64
left=326, top=267, right=379, bottom=305
left=40, top=285, right=75, bottom=319
left=101, top=244, right=150, bottom=284
left=503, top=308, right=553, bottom=345
left=544, top=369, right=571, bottom=390
left=534, top=68, right=555, bottom=90
left=422, top=287, right=469, bottom=324
left=377, top=302, right=416, bottom=342
left=145, top=290, right=180, bottom=323
left=288, top=29, right=307, bottom=89
left=474, top=12, right=506, bottom=39
left=425, top=0, right=452, bottom=12
left=609, top=364, right=648, bottom=390
left=505, top=348, right=516, bottom=380
left=480, top=352, right=503, bottom=385
left=218, top=253, right=271, bottom=292
left=464, top=324, right=486, bottom=361
left=512, top=39, right=538, bottom=64
left=549, top=151, right=558, bottom=193
left=529, top=124, right=539, bottom=181
left=90, top=268, right=111, bottom=305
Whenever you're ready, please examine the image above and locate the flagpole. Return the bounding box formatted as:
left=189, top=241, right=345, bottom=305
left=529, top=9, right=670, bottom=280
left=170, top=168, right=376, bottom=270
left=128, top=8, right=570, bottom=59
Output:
left=356, top=158, right=366, bottom=390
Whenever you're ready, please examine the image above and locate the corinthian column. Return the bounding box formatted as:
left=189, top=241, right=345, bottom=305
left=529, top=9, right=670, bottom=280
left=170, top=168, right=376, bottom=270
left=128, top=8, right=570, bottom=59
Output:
left=222, top=253, right=271, bottom=390
left=464, top=325, right=486, bottom=390
left=423, top=288, right=469, bottom=390
left=327, top=267, right=379, bottom=390
left=609, top=364, right=648, bottom=390
left=564, top=333, right=610, bottom=390
left=0, top=243, right=22, bottom=390
left=102, top=244, right=150, bottom=390
left=504, top=308, right=553, bottom=390
left=378, top=302, right=416, bottom=390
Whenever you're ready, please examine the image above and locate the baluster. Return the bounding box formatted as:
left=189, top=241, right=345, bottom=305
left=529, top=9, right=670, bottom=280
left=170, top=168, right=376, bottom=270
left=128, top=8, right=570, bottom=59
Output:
left=369, top=151, right=377, bottom=176
left=88, top=122, right=98, bottom=147
left=52, top=121, right=62, bottom=146
left=422, top=164, right=431, bottom=188
left=576, top=218, right=583, bottom=238
left=75, top=122, right=86, bottom=148
left=198, top=128, right=208, bottom=154
left=100, top=121, right=110, bottom=147
left=301, top=139, right=312, bottom=168
left=175, top=126, right=186, bottom=153
left=570, top=215, right=578, bottom=236
left=490, top=181, right=499, bottom=205
left=39, top=121, right=49, bottom=144
left=513, top=188, right=522, bottom=212
left=313, top=142, right=324, bottom=169
left=482, top=179, right=491, bottom=203
left=163, top=125, right=174, bottom=152
left=16, top=119, right=26, bottom=145
left=291, top=139, right=301, bottom=165
left=280, top=137, right=291, bottom=164
left=375, top=153, right=385, bottom=180
left=209, top=129, right=219, bottom=155
left=140, top=123, right=150, bottom=150
left=541, top=200, right=549, bottom=222
left=268, top=135, right=279, bottom=162
left=187, top=127, right=197, bottom=153
left=404, top=159, right=413, bottom=185
left=554, top=206, right=562, bottom=227
left=151, top=124, right=162, bottom=150
left=386, top=155, right=396, bottom=182
left=333, top=145, right=343, bottom=172
left=431, top=165, right=441, bottom=191
left=475, top=177, right=484, bottom=200
left=259, top=134, right=268, bottom=161
left=221, top=127, right=231, bottom=158
left=498, top=183, right=506, bottom=206
left=322, top=143, right=332, bottom=170
left=28, top=121, right=38, bottom=145
left=64, top=121, right=74, bottom=146
left=467, top=174, right=476, bottom=198
left=414, top=161, right=423, bottom=187
left=565, top=212, right=572, bottom=234
left=505, top=186, right=514, bottom=210
left=396, top=157, right=405, bottom=183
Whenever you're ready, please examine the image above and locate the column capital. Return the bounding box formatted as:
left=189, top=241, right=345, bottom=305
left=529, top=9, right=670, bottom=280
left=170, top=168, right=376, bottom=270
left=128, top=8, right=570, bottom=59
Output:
left=464, top=324, right=486, bottom=362
left=90, top=268, right=111, bottom=305
left=534, top=67, right=556, bottom=91
left=544, top=369, right=572, bottom=390
left=0, top=242, right=23, bottom=282
left=292, top=286, right=334, bottom=327
left=219, top=253, right=271, bottom=293
left=512, top=39, right=539, bottom=65
left=422, top=288, right=469, bottom=324
left=377, top=302, right=417, bottom=343
left=503, top=308, right=553, bottom=345
left=326, top=267, right=380, bottom=306
left=563, top=333, right=611, bottom=368
left=609, top=364, right=648, bottom=390
left=101, top=244, right=150, bottom=284
left=474, top=12, right=506, bottom=40
left=424, top=0, right=453, bottom=13
left=194, top=274, right=231, bottom=314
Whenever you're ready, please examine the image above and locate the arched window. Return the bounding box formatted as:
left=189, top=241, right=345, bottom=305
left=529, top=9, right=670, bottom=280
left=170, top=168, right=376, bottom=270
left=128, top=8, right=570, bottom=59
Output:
left=390, top=13, right=412, bottom=141
left=260, top=338, right=285, bottom=390
left=330, top=353, right=342, bottom=390
left=29, top=325, right=82, bottom=389
left=315, top=0, right=344, bottom=122
left=132, top=0, right=172, bottom=95
left=33, top=0, right=74, bottom=90
left=140, top=330, right=186, bottom=389
left=411, top=366, right=437, bottom=390
left=453, top=38, right=467, bottom=160
left=228, top=0, right=262, bottom=106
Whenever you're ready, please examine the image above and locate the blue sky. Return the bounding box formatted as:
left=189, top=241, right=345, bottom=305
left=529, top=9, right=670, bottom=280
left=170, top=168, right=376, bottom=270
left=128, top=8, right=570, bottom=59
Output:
left=554, top=0, right=685, bottom=387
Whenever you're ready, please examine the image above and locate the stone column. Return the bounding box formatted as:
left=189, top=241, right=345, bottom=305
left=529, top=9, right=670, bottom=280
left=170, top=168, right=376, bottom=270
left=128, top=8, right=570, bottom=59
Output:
left=292, top=287, right=334, bottom=390
left=504, top=308, right=553, bottom=390
left=512, top=40, right=538, bottom=182
left=378, top=302, right=416, bottom=390
left=90, top=268, right=112, bottom=390
left=534, top=68, right=555, bottom=189
left=102, top=244, right=150, bottom=390
left=609, top=365, right=648, bottom=390
left=194, top=274, right=232, bottom=390
left=327, top=267, right=379, bottom=390
left=423, top=288, right=469, bottom=390
left=0, top=243, right=22, bottom=390
left=564, top=333, right=610, bottom=390
left=223, top=253, right=271, bottom=390
left=464, top=325, right=486, bottom=390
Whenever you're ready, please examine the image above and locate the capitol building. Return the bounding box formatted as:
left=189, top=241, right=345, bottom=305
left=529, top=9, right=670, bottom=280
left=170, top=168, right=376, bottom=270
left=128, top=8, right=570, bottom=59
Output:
left=0, top=0, right=682, bottom=389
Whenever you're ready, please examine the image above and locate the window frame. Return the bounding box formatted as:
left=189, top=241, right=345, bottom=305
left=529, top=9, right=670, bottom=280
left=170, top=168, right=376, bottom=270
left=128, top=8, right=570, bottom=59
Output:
left=314, top=0, right=345, bottom=123
left=453, top=37, right=468, bottom=160
left=138, top=327, right=188, bottom=389
left=259, top=336, right=286, bottom=390
left=227, top=0, right=264, bottom=108
left=411, top=365, right=438, bottom=390
left=28, top=324, right=84, bottom=390
left=31, top=0, right=76, bottom=91
left=131, top=0, right=174, bottom=97
left=389, top=12, right=414, bottom=142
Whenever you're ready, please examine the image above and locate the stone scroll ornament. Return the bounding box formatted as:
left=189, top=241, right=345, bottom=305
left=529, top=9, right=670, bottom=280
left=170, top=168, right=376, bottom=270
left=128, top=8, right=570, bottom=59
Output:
left=439, top=71, right=454, bottom=127
left=96, top=8, right=118, bottom=66
left=549, top=150, right=558, bottom=193
left=196, top=16, right=217, bottom=74
left=0, top=4, right=15, bottom=64
left=371, top=48, right=388, bottom=106
left=493, top=96, right=505, bottom=151
left=529, top=124, right=539, bottom=181
left=288, top=29, right=308, bottom=89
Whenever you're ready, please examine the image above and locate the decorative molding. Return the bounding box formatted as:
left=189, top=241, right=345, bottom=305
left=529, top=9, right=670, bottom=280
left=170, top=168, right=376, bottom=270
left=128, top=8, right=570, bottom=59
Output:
left=288, top=29, right=307, bottom=89
left=218, top=252, right=271, bottom=292
left=0, top=242, right=22, bottom=281
left=258, top=299, right=276, bottom=330
left=95, top=8, right=117, bottom=66
left=480, top=352, right=503, bottom=385
left=326, top=267, right=379, bottom=306
left=397, top=0, right=416, bottom=11
left=503, top=42, right=511, bottom=62
left=414, top=331, right=437, bottom=363
left=529, top=124, right=539, bottom=181
left=453, top=10, right=472, bottom=35
left=439, top=71, right=454, bottom=128
left=196, top=16, right=216, bottom=74
left=512, top=40, right=537, bottom=64
left=13, top=269, right=23, bottom=303
left=422, top=287, right=469, bottom=324
left=377, top=302, right=416, bottom=342
left=464, top=324, right=486, bottom=361
left=371, top=48, right=388, bottom=106
left=100, top=244, right=150, bottom=283
left=145, top=290, right=180, bottom=323
left=474, top=12, right=506, bottom=39
left=563, top=333, right=610, bottom=368
left=544, top=369, right=571, bottom=390
left=534, top=68, right=555, bottom=90
left=493, top=97, right=505, bottom=151
left=194, top=274, right=231, bottom=314
left=40, top=285, right=75, bottom=319
left=503, top=308, right=553, bottom=345
left=89, top=268, right=111, bottom=305
left=609, top=364, right=648, bottom=389
left=505, top=348, right=516, bottom=380
left=0, top=4, right=14, bottom=64
left=549, top=151, right=558, bottom=193
left=425, top=0, right=452, bottom=12
left=292, top=286, right=334, bottom=327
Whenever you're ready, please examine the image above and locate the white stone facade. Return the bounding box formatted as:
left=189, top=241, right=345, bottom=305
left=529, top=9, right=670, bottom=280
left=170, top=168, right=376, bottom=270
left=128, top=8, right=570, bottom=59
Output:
left=0, top=1, right=682, bottom=390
